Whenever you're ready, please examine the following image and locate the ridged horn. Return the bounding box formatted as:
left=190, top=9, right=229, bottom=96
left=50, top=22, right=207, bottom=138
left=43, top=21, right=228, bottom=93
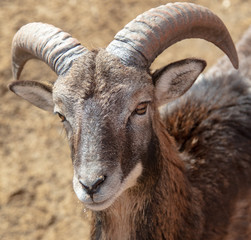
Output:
left=12, top=22, right=88, bottom=80
left=106, top=2, right=239, bottom=69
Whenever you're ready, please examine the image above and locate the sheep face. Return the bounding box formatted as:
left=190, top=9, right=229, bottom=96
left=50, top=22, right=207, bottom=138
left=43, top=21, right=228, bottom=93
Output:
left=52, top=50, right=154, bottom=210
left=9, top=49, right=206, bottom=211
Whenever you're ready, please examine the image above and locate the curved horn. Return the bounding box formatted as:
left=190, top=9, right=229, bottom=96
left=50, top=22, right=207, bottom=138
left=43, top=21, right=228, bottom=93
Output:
left=106, top=2, right=238, bottom=69
left=12, top=22, right=88, bottom=80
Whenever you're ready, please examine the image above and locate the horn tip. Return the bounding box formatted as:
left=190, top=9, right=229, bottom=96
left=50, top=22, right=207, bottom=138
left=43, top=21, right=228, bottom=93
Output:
left=230, top=50, right=239, bottom=69
left=233, top=58, right=239, bottom=69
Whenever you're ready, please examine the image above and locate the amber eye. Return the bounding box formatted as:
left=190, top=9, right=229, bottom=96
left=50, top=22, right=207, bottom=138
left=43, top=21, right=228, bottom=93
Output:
left=56, top=112, right=66, bottom=122
left=135, top=102, right=148, bottom=115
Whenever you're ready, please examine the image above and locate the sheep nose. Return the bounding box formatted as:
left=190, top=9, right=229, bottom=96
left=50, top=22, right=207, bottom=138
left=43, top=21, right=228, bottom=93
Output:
left=79, top=175, right=106, bottom=196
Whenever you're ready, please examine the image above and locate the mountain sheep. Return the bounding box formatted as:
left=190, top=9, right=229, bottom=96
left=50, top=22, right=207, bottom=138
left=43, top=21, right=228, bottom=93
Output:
left=9, top=2, right=251, bottom=239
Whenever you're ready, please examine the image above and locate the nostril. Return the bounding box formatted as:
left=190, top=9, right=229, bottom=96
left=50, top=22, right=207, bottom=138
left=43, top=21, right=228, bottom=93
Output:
left=79, top=179, right=90, bottom=191
left=79, top=175, right=107, bottom=195
left=92, top=175, right=106, bottom=190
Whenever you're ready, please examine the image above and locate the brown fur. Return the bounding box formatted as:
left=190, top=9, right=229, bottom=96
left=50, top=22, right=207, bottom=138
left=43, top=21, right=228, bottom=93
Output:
left=88, top=28, right=251, bottom=240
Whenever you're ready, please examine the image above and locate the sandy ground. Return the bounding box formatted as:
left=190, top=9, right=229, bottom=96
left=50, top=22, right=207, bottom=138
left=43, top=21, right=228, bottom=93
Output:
left=0, top=0, right=250, bottom=239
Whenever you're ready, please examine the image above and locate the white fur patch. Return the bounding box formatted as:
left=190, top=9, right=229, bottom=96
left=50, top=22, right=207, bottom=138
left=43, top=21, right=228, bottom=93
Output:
left=119, top=162, right=143, bottom=192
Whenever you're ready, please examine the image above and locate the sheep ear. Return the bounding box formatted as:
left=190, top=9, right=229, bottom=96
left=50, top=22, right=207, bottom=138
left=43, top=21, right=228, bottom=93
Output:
left=9, top=80, right=54, bottom=112
left=153, top=58, right=206, bottom=104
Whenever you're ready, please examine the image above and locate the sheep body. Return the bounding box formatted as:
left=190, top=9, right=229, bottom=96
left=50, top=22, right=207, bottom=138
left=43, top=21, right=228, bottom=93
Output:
left=164, top=27, right=251, bottom=239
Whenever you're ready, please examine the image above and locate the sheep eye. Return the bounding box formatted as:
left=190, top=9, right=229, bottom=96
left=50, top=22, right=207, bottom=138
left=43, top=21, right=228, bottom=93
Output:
left=56, top=112, right=66, bottom=122
left=135, top=102, right=148, bottom=115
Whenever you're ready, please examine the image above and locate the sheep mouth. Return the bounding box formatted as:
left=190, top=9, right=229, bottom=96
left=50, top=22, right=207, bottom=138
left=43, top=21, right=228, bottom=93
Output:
left=84, top=193, right=119, bottom=211
left=73, top=162, right=143, bottom=211
left=73, top=174, right=122, bottom=211
left=74, top=183, right=123, bottom=211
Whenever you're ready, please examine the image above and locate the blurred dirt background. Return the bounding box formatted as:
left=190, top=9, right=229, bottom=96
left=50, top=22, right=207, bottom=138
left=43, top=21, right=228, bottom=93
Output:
left=0, top=0, right=250, bottom=239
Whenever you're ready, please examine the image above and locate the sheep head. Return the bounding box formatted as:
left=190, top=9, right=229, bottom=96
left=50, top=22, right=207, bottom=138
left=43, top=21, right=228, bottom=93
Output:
left=9, top=2, right=238, bottom=211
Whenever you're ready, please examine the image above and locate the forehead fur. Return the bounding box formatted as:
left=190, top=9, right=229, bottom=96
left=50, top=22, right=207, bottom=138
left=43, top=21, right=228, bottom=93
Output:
left=53, top=49, right=152, bottom=106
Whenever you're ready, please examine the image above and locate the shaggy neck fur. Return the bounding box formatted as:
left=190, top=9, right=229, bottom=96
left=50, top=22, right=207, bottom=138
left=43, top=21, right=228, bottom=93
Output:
left=90, top=112, right=204, bottom=240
